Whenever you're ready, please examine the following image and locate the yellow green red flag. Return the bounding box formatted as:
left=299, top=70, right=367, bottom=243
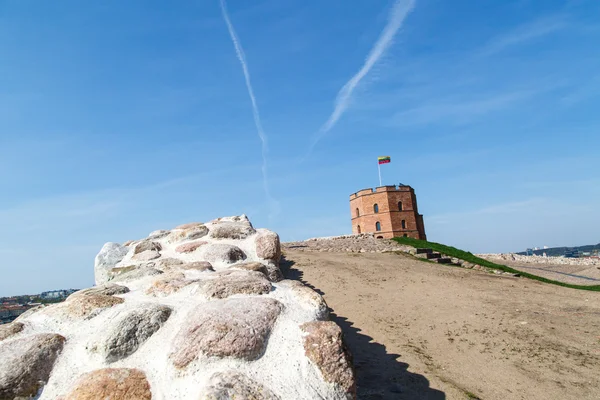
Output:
left=378, top=156, right=391, bottom=164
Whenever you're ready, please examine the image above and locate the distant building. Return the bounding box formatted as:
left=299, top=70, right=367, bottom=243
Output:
left=0, top=304, right=32, bottom=324
left=565, top=248, right=580, bottom=258
left=40, top=289, right=76, bottom=300
left=349, top=184, right=426, bottom=240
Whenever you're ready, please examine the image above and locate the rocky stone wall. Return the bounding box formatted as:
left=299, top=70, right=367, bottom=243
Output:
left=284, top=234, right=412, bottom=254
left=1, top=216, right=355, bottom=399
left=479, top=253, right=600, bottom=266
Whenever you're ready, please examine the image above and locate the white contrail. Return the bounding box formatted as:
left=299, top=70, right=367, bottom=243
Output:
left=219, top=0, right=279, bottom=216
left=308, top=0, right=416, bottom=152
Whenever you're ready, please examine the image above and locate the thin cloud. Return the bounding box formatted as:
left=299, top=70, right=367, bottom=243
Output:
left=386, top=89, right=535, bottom=127
left=480, top=15, right=568, bottom=56
left=0, top=168, right=256, bottom=231
left=562, top=74, right=600, bottom=106
left=308, top=0, right=416, bottom=153
left=428, top=198, right=549, bottom=225
left=219, top=0, right=279, bottom=217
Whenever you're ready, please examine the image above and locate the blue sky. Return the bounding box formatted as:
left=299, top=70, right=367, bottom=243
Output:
left=1, top=0, right=599, bottom=296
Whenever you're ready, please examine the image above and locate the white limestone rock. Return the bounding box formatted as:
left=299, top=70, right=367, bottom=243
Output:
left=14, top=215, right=356, bottom=400
left=94, top=242, right=130, bottom=285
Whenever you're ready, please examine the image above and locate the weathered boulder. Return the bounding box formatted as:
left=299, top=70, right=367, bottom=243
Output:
left=301, top=321, right=356, bottom=397
left=175, top=241, right=207, bottom=254
left=46, top=294, right=124, bottom=319
left=94, top=242, right=130, bottom=285
left=133, top=241, right=162, bottom=254
left=178, top=261, right=214, bottom=271
left=0, top=333, right=65, bottom=399
left=186, top=225, right=209, bottom=240
left=110, top=266, right=163, bottom=283
left=68, top=284, right=130, bottom=299
left=278, top=280, right=329, bottom=320
left=263, top=261, right=284, bottom=283
left=255, top=230, right=281, bottom=261
left=93, top=304, right=172, bottom=362
left=64, top=368, right=152, bottom=400
left=230, top=261, right=269, bottom=276
left=175, top=222, right=204, bottom=230
left=202, top=243, right=246, bottom=264
left=169, top=224, right=209, bottom=243
left=201, top=371, right=280, bottom=400
left=170, top=298, right=283, bottom=367
left=148, top=229, right=169, bottom=239
left=132, top=249, right=161, bottom=261
left=0, top=322, right=24, bottom=342
left=110, top=264, right=138, bottom=276
left=211, top=215, right=252, bottom=225
left=154, top=257, right=185, bottom=271
left=146, top=273, right=196, bottom=296
left=209, top=222, right=256, bottom=240
left=200, top=270, right=272, bottom=299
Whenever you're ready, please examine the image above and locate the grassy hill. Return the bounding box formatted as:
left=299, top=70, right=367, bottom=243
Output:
left=393, top=236, right=600, bottom=292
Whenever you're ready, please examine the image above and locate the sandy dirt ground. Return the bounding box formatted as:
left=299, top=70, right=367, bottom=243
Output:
left=282, top=249, right=600, bottom=400
left=480, top=257, right=600, bottom=286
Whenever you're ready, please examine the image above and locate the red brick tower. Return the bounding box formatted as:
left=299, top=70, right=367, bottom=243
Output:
left=349, top=185, right=426, bottom=239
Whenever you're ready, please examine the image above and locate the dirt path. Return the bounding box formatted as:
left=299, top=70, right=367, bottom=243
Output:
left=282, top=249, right=600, bottom=400
left=479, top=255, right=600, bottom=286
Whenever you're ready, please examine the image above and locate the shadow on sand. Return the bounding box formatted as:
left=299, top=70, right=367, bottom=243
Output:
left=281, top=256, right=446, bottom=400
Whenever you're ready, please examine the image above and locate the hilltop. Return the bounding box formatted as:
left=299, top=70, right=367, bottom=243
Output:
left=282, top=237, right=600, bottom=400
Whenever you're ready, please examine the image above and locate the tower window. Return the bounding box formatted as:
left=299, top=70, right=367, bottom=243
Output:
left=375, top=222, right=381, bottom=231
left=356, top=208, right=360, bottom=217
left=357, top=225, right=361, bottom=234
left=398, top=201, right=403, bottom=211
left=401, top=220, right=406, bottom=229
left=374, top=204, right=379, bottom=213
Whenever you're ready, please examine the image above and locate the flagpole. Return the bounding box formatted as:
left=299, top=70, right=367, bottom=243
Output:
left=378, top=161, right=382, bottom=186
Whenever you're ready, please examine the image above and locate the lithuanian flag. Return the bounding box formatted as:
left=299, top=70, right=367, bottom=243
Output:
left=378, top=156, right=391, bottom=165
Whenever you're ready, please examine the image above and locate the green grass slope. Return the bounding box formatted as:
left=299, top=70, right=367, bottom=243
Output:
left=393, top=237, right=600, bottom=292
